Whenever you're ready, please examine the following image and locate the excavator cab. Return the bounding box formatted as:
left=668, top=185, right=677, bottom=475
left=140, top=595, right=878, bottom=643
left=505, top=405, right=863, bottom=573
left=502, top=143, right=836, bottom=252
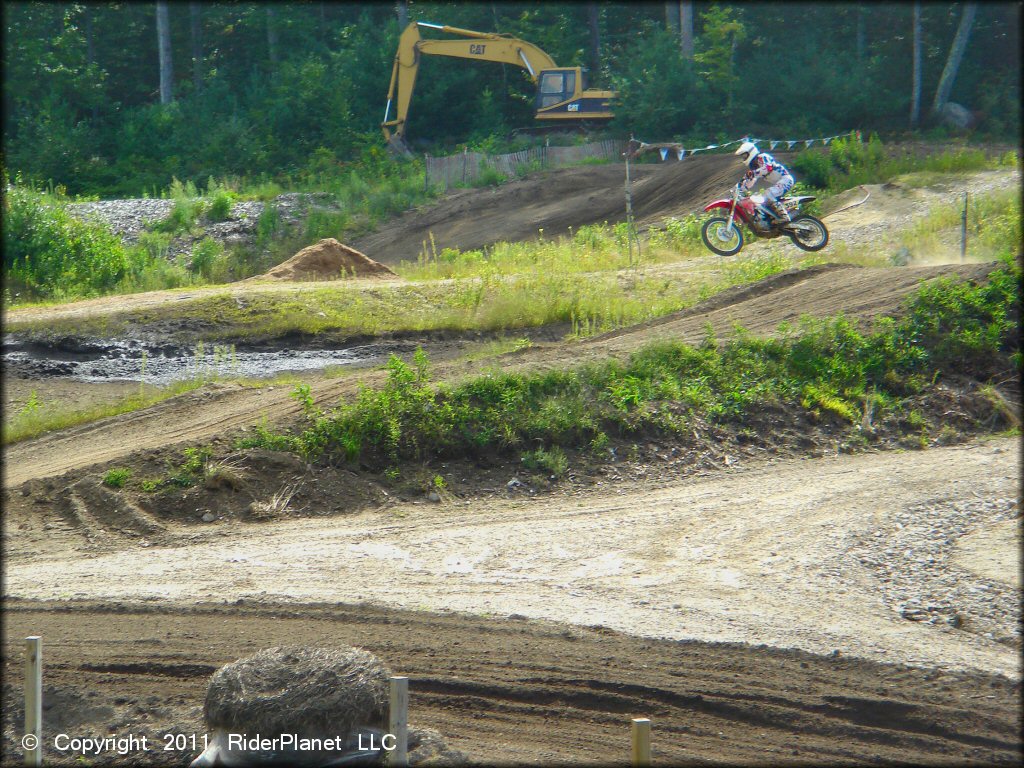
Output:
left=536, top=69, right=578, bottom=109
left=534, top=67, right=612, bottom=123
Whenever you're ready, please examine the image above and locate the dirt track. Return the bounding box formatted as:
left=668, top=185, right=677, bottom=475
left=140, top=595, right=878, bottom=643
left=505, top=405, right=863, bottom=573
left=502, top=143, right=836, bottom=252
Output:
left=2, top=263, right=998, bottom=490
left=3, top=586, right=1020, bottom=767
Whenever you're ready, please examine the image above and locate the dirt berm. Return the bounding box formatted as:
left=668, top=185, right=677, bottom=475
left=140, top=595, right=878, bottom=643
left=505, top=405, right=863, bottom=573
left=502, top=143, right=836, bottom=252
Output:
left=353, top=153, right=749, bottom=265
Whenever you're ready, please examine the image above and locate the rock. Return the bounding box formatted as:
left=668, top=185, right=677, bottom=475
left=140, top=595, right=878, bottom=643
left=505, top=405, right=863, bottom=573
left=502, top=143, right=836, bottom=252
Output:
left=201, top=512, right=217, bottom=523
left=427, top=491, right=441, bottom=503
left=937, top=101, right=974, bottom=131
left=506, top=477, right=526, bottom=490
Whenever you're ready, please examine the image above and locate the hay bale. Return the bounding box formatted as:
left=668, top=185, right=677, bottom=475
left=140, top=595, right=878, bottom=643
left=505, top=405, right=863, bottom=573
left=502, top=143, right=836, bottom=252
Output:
left=257, top=238, right=397, bottom=282
left=203, top=646, right=391, bottom=739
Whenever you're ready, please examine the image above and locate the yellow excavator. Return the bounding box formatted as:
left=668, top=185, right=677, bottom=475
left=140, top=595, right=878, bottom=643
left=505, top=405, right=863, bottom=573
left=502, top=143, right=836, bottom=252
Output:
left=382, top=21, right=615, bottom=153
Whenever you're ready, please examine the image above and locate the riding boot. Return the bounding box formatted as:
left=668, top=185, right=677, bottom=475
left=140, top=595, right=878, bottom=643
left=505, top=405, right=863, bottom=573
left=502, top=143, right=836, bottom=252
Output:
left=769, top=199, right=791, bottom=222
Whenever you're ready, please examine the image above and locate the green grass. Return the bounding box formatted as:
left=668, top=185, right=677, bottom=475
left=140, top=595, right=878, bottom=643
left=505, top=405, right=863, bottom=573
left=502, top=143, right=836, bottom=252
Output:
left=4, top=247, right=778, bottom=343
left=791, top=135, right=1015, bottom=196
left=236, top=260, right=1020, bottom=470
left=2, top=379, right=206, bottom=445
left=398, top=219, right=706, bottom=282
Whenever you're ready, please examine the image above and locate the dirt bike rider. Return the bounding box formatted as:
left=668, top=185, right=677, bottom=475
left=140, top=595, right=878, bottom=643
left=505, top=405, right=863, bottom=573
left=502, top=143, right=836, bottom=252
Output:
left=734, top=141, right=794, bottom=223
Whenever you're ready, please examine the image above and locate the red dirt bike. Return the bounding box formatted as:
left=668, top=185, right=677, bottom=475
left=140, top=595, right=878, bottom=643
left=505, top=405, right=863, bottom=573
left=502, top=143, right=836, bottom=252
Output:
left=701, top=186, right=828, bottom=256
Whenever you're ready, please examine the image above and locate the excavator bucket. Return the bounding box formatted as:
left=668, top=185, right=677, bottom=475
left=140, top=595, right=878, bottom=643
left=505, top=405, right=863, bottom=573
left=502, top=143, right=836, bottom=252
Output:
left=386, top=134, right=415, bottom=159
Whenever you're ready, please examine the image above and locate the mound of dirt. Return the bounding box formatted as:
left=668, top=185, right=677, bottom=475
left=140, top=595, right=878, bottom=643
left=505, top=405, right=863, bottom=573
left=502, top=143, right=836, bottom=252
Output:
left=257, top=238, right=397, bottom=281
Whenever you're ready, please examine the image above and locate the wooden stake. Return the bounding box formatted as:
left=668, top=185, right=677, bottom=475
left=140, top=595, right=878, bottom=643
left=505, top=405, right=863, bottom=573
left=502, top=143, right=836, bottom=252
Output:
left=25, top=636, right=42, bottom=767
left=960, top=191, right=968, bottom=262
left=388, top=676, right=409, bottom=767
left=631, top=717, right=651, bottom=766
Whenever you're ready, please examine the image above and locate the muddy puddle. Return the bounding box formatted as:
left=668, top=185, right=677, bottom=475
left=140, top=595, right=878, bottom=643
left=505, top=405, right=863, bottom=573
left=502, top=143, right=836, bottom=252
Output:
left=2, top=334, right=412, bottom=385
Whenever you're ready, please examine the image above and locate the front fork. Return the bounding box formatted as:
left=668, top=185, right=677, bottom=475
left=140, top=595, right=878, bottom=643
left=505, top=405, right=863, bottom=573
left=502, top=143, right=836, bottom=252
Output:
left=725, top=192, right=738, bottom=235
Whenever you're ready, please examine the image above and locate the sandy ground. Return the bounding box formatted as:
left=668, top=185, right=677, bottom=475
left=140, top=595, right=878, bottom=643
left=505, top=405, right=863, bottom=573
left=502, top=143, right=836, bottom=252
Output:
left=953, top=519, right=1022, bottom=589
left=5, top=437, right=1020, bottom=679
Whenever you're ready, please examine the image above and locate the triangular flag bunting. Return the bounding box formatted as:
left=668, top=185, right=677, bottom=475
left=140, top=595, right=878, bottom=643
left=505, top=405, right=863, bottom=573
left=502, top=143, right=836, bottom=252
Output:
left=659, top=148, right=669, bottom=161
left=769, top=140, right=778, bottom=150
left=787, top=140, right=796, bottom=149
left=677, top=149, right=685, bottom=160
left=823, top=137, right=832, bottom=145
left=805, top=139, right=814, bottom=148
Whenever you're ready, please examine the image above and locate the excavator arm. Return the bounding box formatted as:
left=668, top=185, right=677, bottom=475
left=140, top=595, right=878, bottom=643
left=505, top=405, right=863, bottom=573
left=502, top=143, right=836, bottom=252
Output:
left=383, top=22, right=605, bottom=149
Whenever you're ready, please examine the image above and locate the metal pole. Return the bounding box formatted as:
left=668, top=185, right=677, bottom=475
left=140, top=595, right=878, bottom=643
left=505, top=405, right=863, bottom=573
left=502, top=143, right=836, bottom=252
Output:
left=25, top=637, right=42, bottom=767
left=960, top=191, right=968, bottom=262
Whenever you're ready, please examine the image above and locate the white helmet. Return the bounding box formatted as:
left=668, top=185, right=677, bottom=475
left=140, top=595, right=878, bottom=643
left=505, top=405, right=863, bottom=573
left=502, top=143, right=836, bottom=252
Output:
left=735, top=141, right=759, bottom=168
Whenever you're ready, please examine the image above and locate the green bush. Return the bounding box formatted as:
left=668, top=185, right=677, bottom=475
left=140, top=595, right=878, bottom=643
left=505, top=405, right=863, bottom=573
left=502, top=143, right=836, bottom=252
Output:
left=190, top=237, right=223, bottom=280
left=791, top=149, right=833, bottom=188
left=3, top=174, right=146, bottom=300
left=103, top=467, right=132, bottom=488
left=521, top=446, right=569, bottom=478
left=206, top=177, right=236, bottom=222
left=152, top=178, right=206, bottom=234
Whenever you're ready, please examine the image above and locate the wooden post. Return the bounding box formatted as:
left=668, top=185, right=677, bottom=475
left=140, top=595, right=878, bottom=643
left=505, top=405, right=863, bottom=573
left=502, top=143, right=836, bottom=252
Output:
left=387, top=676, right=409, bottom=767
left=631, top=717, right=651, bottom=766
left=25, top=637, right=42, bottom=767
left=424, top=154, right=429, bottom=193
left=462, top=146, right=468, bottom=185
left=624, top=155, right=639, bottom=266
left=960, top=191, right=968, bottom=262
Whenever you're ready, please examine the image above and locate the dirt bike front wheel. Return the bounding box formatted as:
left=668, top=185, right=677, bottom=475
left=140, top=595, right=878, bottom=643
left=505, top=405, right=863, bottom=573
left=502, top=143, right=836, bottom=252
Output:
left=701, top=217, right=744, bottom=256
left=785, top=215, right=829, bottom=251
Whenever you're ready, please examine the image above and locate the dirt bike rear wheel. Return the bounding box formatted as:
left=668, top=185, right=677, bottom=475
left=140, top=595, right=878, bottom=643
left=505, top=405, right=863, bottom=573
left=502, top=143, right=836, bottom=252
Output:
left=701, top=217, right=744, bottom=256
left=785, top=215, right=829, bottom=251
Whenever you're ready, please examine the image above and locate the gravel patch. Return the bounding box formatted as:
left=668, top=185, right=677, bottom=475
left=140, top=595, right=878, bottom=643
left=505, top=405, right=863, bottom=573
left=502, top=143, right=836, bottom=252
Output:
left=843, top=492, right=1021, bottom=648
left=67, top=192, right=345, bottom=261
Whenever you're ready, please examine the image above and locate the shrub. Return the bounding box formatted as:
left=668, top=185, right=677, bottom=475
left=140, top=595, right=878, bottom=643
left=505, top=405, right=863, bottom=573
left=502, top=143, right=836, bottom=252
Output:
left=103, top=468, right=132, bottom=488
left=233, top=263, right=1018, bottom=470
left=521, top=446, right=569, bottom=478
left=190, top=237, right=223, bottom=280
left=153, top=178, right=206, bottom=234
left=206, top=177, right=236, bottom=222
left=791, top=149, right=833, bottom=189
left=3, top=174, right=145, bottom=300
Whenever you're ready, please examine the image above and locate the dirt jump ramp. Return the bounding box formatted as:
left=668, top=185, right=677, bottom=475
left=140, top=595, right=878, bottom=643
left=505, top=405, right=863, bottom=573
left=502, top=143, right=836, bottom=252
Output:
left=354, top=154, right=750, bottom=265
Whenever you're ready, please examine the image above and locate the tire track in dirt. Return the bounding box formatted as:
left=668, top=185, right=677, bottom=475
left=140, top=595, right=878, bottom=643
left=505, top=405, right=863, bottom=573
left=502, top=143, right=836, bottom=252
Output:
left=2, top=262, right=999, bottom=489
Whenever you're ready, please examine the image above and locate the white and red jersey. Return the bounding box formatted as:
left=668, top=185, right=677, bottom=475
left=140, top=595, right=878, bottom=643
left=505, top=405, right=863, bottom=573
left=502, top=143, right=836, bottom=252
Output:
left=739, top=152, right=792, bottom=192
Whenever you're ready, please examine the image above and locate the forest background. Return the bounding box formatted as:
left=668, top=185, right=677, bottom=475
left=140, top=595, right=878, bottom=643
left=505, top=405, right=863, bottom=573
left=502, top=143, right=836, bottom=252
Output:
left=3, top=1, right=1020, bottom=199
